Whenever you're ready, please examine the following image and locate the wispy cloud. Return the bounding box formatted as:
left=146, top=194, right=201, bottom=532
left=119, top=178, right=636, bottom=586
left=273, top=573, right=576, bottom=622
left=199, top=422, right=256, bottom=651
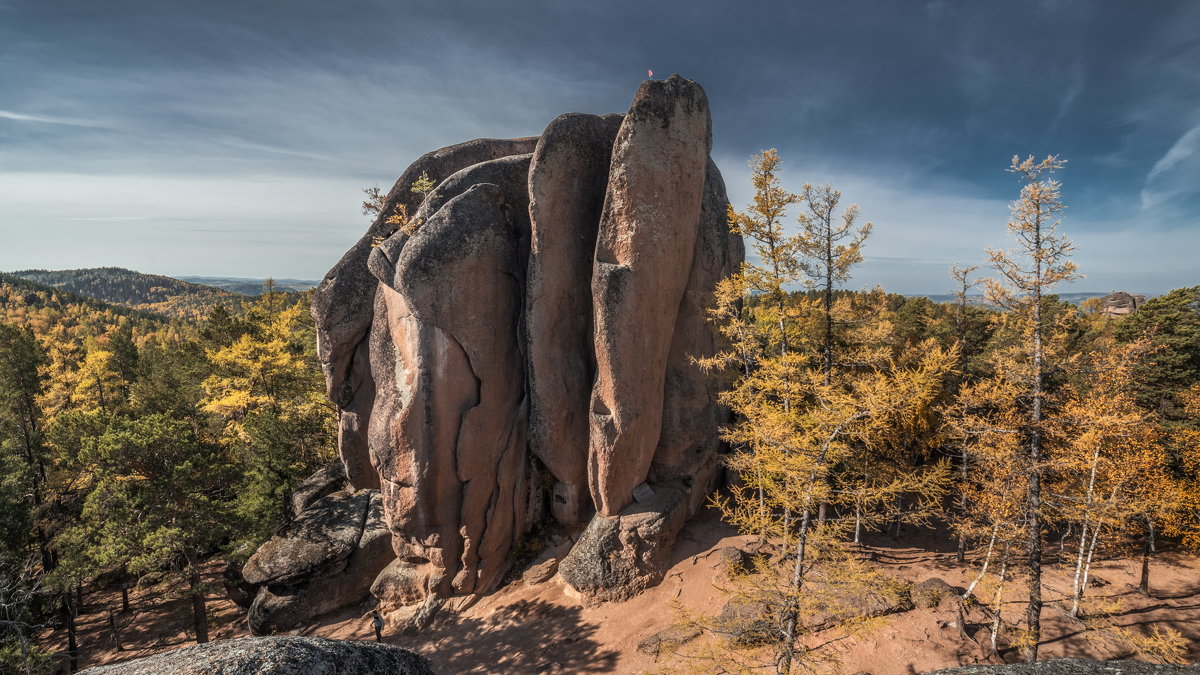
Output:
left=214, top=137, right=337, bottom=163
left=1141, top=122, right=1200, bottom=211
left=0, top=109, right=105, bottom=128
left=1050, top=59, right=1086, bottom=129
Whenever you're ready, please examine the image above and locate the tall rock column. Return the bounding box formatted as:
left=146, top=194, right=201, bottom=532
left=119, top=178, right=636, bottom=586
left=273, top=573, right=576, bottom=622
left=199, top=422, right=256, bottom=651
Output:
left=652, top=159, right=744, bottom=513
left=587, top=75, right=712, bottom=516
left=526, top=112, right=623, bottom=524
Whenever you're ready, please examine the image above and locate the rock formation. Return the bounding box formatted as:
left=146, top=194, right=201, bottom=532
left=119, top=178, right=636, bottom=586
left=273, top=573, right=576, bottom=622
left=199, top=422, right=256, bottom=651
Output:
left=242, top=490, right=395, bottom=634
left=78, top=636, right=433, bottom=675
left=243, top=75, right=741, bottom=631
left=1100, top=290, right=1145, bottom=317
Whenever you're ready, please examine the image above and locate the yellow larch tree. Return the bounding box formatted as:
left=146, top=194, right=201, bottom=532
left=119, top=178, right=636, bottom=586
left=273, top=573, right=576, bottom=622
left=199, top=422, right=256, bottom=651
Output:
left=981, top=155, right=1079, bottom=662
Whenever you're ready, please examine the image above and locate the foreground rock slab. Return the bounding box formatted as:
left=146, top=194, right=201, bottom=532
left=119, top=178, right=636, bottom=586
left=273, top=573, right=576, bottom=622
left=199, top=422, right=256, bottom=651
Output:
left=79, top=636, right=433, bottom=674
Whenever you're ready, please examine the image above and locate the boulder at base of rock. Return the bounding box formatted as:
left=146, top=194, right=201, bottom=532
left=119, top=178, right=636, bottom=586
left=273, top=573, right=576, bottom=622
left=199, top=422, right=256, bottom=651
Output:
left=243, top=490, right=372, bottom=587
left=78, top=636, right=433, bottom=675
left=249, top=492, right=395, bottom=635
left=520, top=537, right=573, bottom=586
left=558, top=486, right=689, bottom=603
left=371, top=559, right=426, bottom=607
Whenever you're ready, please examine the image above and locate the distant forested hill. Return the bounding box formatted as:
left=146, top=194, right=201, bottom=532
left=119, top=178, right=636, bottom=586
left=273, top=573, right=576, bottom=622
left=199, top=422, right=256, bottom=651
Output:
left=176, top=275, right=320, bottom=295
left=0, top=271, right=179, bottom=341
left=10, top=267, right=246, bottom=320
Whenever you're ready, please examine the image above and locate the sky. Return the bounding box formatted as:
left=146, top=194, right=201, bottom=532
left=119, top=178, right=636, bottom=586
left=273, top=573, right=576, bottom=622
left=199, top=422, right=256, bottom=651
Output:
left=1, top=0, right=1198, bottom=294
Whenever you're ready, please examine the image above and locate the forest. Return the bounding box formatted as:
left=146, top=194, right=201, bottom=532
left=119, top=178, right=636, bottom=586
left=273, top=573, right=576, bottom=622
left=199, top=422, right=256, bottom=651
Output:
left=1, top=154, right=1198, bottom=674
left=0, top=280, right=336, bottom=672
left=8, top=268, right=248, bottom=322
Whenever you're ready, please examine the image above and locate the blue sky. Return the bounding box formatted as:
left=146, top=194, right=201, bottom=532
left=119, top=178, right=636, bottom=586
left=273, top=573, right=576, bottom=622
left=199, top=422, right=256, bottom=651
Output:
left=1, top=0, right=1197, bottom=294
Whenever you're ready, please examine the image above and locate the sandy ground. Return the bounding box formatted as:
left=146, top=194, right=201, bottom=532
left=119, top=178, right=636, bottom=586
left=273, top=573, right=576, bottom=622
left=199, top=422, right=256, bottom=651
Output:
left=46, top=508, right=1200, bottom=674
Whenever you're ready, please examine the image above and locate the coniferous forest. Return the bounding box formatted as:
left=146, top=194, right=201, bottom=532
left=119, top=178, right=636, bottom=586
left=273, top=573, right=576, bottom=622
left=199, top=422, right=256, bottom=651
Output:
left=0, top=278, right=335, bottom=671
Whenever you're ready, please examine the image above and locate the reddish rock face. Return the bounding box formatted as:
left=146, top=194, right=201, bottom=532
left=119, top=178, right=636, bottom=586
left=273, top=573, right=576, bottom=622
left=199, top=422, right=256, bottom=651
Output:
left=653, top=159, right=742, bottom=486
left=526, top=112, right=623, bottom=524
left=588, top=75, right=712, bottom=517
left=372, top=181, right=530, bottom=598
left=295, top=76, right=743, bottom=612
left=313, top=137, right=537, bottom=490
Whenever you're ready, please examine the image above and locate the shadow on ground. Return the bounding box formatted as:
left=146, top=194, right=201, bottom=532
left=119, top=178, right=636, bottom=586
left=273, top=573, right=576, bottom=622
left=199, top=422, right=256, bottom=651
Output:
left=402, top=599, right=619, bottom=673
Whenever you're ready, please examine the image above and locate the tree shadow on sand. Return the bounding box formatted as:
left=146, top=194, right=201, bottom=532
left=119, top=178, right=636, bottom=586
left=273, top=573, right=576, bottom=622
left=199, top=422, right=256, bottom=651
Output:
left=410, top=599, right=619, bottom=673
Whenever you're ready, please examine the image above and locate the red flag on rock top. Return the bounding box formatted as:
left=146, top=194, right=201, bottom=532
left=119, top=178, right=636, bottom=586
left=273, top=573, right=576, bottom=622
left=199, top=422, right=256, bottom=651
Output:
left=648, top=69, right=653, bottom=78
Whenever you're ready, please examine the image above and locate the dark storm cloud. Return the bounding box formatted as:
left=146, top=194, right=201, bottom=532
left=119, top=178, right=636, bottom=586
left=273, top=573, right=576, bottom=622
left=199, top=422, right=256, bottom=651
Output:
left=1, top=0, right=1197, bottom=291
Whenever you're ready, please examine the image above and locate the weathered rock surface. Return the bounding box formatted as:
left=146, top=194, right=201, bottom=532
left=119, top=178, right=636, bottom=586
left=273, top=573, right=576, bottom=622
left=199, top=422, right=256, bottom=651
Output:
left=371, top=559, right=425, bottom=607
left=246, top=491, right=395, bottom=635
left=294, top=75, right=742, bottom=617
left=589, top=75, right=712, bottom=517
left=78, top=636, right=433, bottom=674
left=654, top=158, right=742, bottom=489
left=221, top=563, right=258, bottom=610
left=526, top=112, right=623, bottom=524
left=289, top=461, right=349, bottom=519
left=314, top=136, right=537, bottom=489
left=929, top=660, right=1200, bottom=674
left=243, top=490, right=372, bottom=587
left=558, top=486, right=690, bottom=603
left=374, top=181, right=529, bottom=598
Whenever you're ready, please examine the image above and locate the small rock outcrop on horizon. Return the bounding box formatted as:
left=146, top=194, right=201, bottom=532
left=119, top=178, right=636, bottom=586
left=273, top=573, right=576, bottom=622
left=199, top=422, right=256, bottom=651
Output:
left=78, top=636, right=434, bottom=675
left=242, top=75, right=742, bottom=631
left=1100, top=290, right=1146, bottom=317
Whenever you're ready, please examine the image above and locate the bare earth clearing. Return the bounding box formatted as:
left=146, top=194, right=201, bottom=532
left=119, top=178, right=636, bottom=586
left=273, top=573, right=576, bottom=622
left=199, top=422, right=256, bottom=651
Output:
left=50, top=507, right=1200, bottom=674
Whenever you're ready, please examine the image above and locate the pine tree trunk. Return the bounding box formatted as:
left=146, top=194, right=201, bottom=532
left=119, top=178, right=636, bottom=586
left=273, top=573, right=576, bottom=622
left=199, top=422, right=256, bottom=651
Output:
left=185, top=550, right=209, bottom=644
left=61, top=596, right=78, bottom=672
left=1024, top=227, right=1045, bottom=664
left=778, top=495, right=814, bottom=674
left=964, top=525, right=998, bottom=599
left=1139, top=528, right=1152, bottom=596
left=990, top=551, right=1010, bottom=656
